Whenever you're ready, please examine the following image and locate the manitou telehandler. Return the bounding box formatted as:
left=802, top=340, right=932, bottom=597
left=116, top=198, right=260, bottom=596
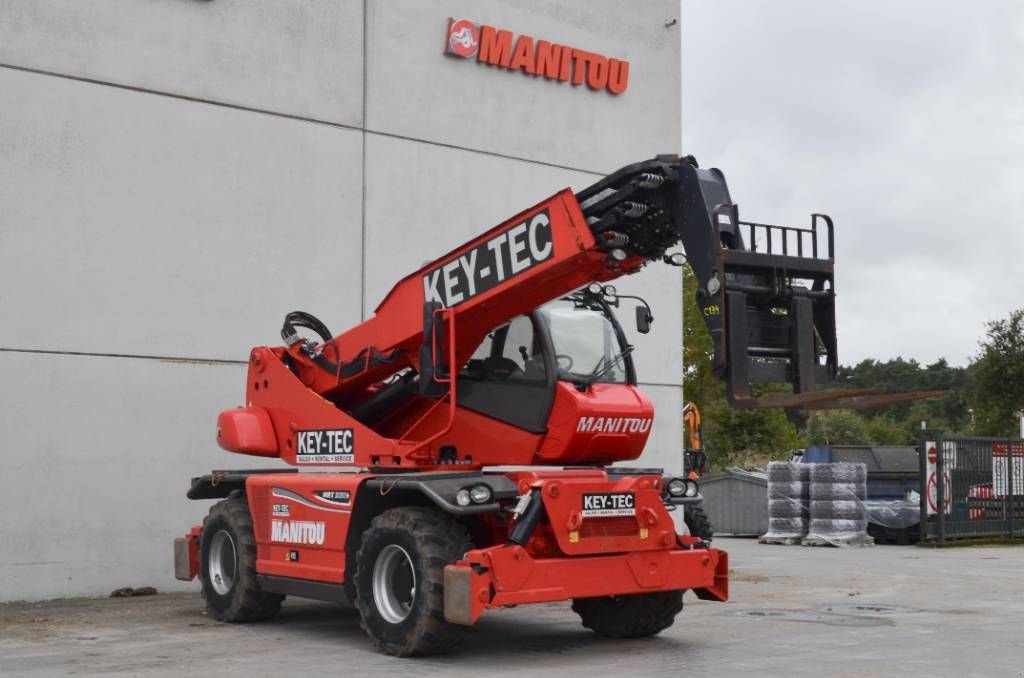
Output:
left=174, top=154, right=905, bottom=656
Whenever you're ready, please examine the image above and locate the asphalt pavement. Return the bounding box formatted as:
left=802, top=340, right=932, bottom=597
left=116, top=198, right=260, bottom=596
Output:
left=1, top=537, right=1020, bottom=677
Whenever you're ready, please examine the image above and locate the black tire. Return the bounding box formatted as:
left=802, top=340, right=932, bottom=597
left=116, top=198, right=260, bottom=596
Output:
left=767, top=482, right=805, bottom=500
left=767, top=462, right=805, bottom=481
left=808, top=518, right=868, bottom=534
left=768, top=498, right=804, bottom=519
left=766, top=517, right=806, bottom=535
left=354, top=507, right=472, bottom=657
left=343, top=577, right=358, bottom=607
left=809, top=482, right=865, bottom=500
left=572, top=590, right=684, bottom=638
left=200, top=498, right=283, bottom=622
left=809, top=500, right=863, bottom=520
left=684, top=505, right=714, bottom=541
left=810, top=463, right=866, bottom=483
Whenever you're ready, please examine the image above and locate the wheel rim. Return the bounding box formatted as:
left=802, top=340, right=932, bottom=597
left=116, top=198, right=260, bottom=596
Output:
left=208, top=529, right=237, bottom=596
left=372, top=544, right=417, bottom=624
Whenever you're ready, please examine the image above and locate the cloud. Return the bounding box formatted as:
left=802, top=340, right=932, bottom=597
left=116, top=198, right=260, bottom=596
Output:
left=681, top=0, right=1024, bottom=366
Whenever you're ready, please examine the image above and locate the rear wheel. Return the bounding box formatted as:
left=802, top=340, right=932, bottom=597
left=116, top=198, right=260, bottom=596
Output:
left=572, top=590, right=684, bottom=638
left=354, top=507, right=472, bottom=656
left=199, top=498, right=283, bottom=622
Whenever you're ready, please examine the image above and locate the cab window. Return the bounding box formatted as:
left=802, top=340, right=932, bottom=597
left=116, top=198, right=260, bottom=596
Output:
left=460, top=315, right=546, bottom=382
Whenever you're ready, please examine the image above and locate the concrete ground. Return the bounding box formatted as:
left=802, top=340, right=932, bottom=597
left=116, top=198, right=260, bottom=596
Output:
left=1, top=538, right=1020, bottom=677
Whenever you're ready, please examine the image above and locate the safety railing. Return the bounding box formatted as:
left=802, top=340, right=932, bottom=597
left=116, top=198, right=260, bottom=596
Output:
left=738, top=213, right=834, bottom=261
left=919, top=431, right=1024, bottom=542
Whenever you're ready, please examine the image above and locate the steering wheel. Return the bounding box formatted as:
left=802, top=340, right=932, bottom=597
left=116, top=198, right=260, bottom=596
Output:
left=555, top=354, right=574, bottom=371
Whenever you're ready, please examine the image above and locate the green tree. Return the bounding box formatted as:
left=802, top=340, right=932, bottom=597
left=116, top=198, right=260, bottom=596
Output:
left=864, top=415, right=911, bottom=445
left=971, top=308, right=1024, bottom=436
left=805, top=410, right=871, bottom=445
left=839, top=356, right=969, bottom=440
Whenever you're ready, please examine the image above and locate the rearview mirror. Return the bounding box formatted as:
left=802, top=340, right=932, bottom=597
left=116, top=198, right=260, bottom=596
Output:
left=636, top=305, right=653, bottom=334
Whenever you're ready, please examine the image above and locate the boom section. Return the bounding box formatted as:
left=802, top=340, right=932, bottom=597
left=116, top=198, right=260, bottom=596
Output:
left=284, top=190, right=606, bottom=401
left=273, top=154, right=857, bottom=409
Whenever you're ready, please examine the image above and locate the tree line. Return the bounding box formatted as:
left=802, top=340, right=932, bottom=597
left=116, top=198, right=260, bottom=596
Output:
left=682, top=267, right=1024, bottom=468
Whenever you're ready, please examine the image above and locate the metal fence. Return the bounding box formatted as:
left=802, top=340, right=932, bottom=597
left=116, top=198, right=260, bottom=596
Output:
left=919, top=432, right=1024, bottom=542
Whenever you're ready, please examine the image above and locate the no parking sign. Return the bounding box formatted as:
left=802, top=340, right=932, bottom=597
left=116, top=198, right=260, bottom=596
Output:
left=925, top=441, right=952, bottom=515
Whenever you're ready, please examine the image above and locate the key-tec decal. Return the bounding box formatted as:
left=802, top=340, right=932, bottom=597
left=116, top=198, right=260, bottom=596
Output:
left=422, top=210, right=553, bottom=308
left=581, top=492, right=636, bottom=518
left=272, top=503, right=290, bottom=517
left=296, top=429, right=354, bottom=464
left=271, top=520, right=325, bottom=545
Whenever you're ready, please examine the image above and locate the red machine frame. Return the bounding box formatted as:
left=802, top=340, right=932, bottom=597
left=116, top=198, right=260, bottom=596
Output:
left=175, top=155, right=861, bottom=654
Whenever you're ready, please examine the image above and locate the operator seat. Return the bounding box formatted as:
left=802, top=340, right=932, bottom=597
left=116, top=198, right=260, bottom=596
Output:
left=482, top=356, right=521, bottom=381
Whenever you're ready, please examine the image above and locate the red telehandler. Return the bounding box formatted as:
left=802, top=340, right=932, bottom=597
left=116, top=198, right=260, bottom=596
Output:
left=174, top=154, right=880, bottom=656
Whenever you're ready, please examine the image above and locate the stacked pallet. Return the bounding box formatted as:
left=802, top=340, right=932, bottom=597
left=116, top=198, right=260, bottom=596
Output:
left=759, top=462, right=808, bottom=544
left=759, top=462, right=874, bottom=547
left=804, top=463, right=873, bottom=546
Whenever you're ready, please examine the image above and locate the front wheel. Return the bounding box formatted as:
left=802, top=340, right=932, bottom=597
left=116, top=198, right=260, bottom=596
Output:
left=684, top=504, right=714, bottom=541
left=572, top=590, right=684, bottom=638
left=354, top=507, right=472, bottom=656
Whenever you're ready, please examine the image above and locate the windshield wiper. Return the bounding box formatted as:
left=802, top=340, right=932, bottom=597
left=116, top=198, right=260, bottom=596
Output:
left=578, top=345, right=634, bottom=388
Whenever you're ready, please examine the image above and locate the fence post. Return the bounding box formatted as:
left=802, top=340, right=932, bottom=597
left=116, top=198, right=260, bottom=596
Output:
left=936, top=431, right=946, bottom=544
left=918, top=430, right=928, bottom=542
left=1008, top=438, right=1015, bottom=540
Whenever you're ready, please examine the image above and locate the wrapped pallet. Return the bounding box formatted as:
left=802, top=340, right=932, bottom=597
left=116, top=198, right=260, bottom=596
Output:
left=803, top=462, right=874, bottom=546
left=759, top=462, right=809, bottom=544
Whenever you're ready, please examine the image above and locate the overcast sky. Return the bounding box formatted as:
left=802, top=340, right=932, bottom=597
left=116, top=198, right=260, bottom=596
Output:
left=680, top=1, right=1024, bottom=367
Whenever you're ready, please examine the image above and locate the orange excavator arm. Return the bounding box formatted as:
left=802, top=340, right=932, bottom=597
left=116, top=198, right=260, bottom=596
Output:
left=683, top=401, right=707, bottom=478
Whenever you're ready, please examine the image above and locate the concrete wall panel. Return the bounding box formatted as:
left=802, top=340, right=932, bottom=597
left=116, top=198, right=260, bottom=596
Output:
left=0, top=351, right=285, bottom=602
left=630, top=383, right=684, bottom=476
left=365, top=0, right=681, bottom=172
left=0, top=67, right=363, bottom=361
left=0, top=0, right=682, bottom=602
left=362, top=134, right=599, bottom=312
left=0, top=0, right=363, bottom=125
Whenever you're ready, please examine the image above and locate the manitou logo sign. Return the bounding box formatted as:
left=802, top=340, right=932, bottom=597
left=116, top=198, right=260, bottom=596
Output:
left=577, top=417, right=652, bottom=434
left=271, top=520, right=325, bottom=545
left=444, top=17, right=630, bottom=95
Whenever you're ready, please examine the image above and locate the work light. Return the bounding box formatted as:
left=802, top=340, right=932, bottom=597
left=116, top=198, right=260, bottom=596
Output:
left=469, top=484, right=492, bottom=504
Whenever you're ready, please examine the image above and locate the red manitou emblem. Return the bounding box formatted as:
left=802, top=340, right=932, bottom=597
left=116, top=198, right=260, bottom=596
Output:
left=442, top=17, right=630, bottom=95
left=446, top=18, right=480, bottom=58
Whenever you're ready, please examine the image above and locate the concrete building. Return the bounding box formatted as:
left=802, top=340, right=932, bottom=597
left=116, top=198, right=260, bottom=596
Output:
left=0, top=1, right=681, bottom=601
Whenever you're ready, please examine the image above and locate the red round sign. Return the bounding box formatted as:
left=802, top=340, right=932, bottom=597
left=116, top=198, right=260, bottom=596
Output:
left=447, top=19, right=480, bottom=58
left=927, top=446, right=937, bottom=464
left=926, top=471, right=952, bottom=513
